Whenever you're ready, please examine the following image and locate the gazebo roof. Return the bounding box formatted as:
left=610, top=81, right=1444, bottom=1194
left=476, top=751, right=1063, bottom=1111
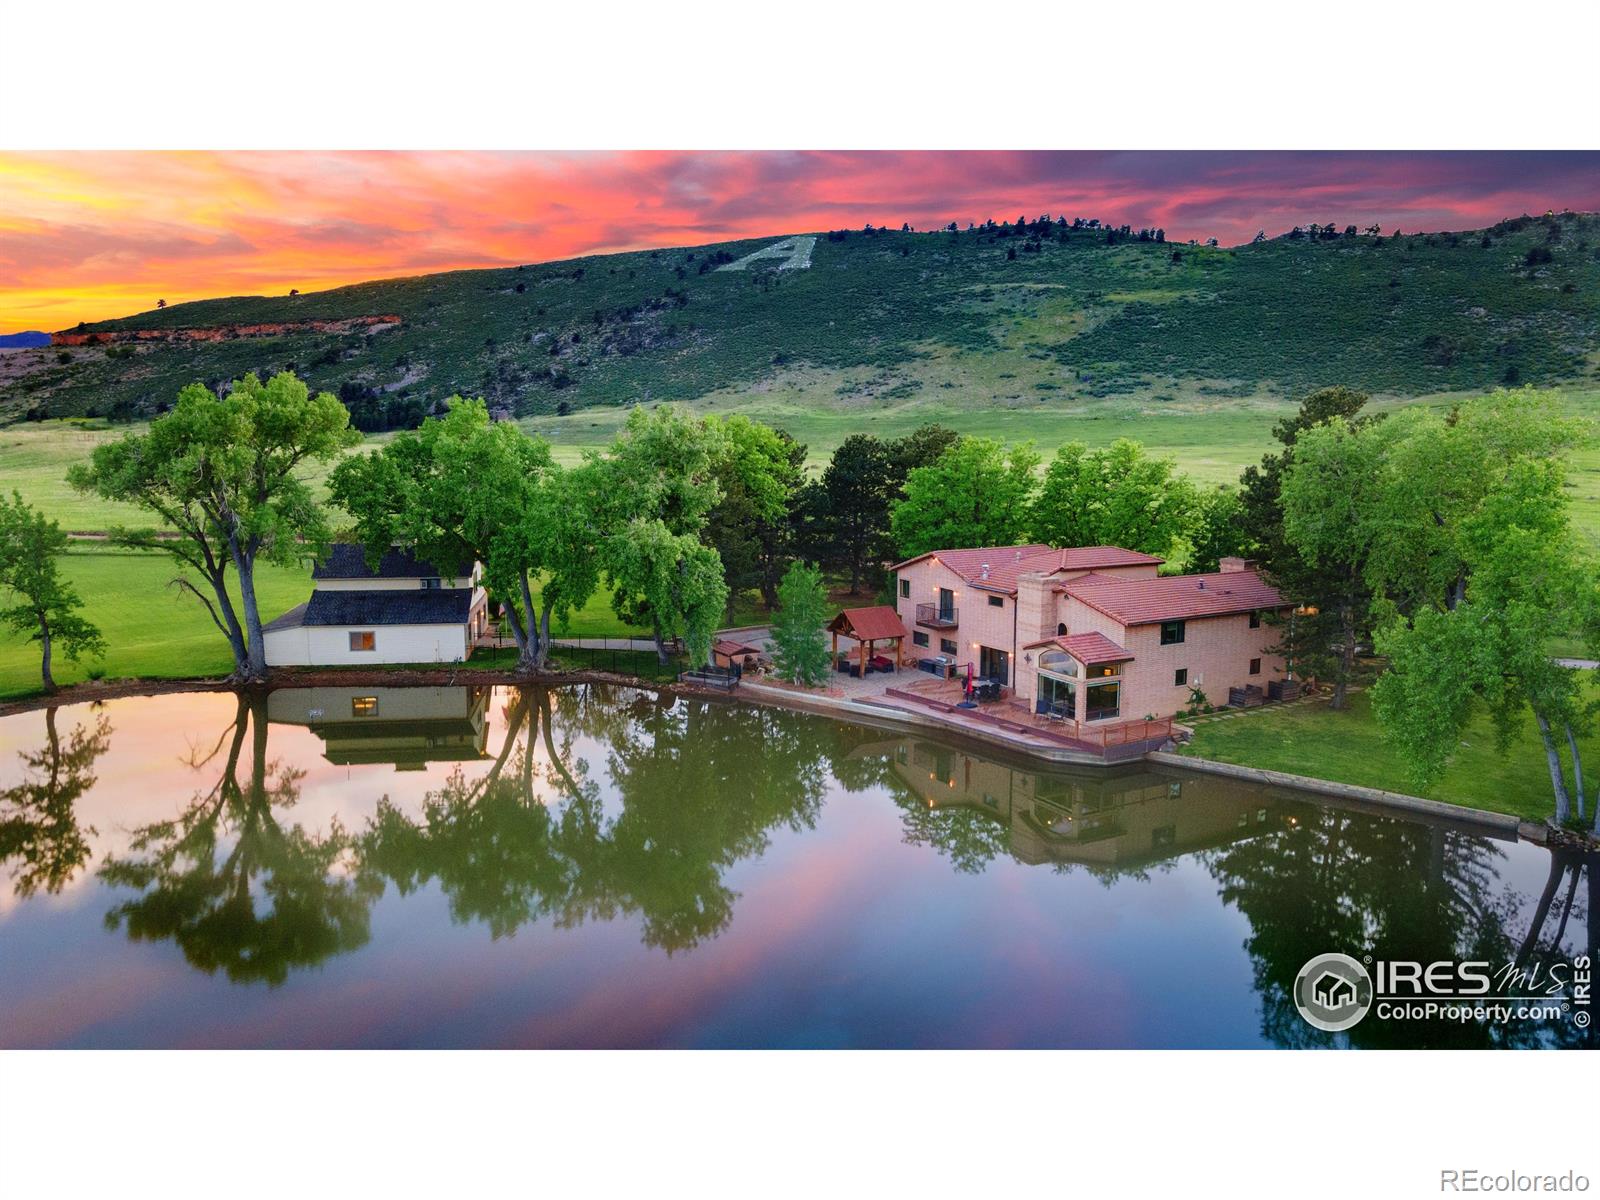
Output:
left=827, top=606, right=909, bottom=642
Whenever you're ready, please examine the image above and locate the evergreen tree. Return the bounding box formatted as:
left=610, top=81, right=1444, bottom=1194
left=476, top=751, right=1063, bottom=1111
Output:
left=770, top=561, right=832, bottom=686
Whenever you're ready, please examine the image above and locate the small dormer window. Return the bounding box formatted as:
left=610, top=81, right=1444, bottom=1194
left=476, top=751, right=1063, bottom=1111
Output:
left=421, top=577, right=442, bottom=590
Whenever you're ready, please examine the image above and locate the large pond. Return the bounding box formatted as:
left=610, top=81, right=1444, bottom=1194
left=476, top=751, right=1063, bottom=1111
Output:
left=0, top=685, right=1592, bottom=1049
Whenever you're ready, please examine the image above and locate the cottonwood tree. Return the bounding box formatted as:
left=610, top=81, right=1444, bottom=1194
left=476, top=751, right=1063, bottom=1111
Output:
left=770, top=561, right=831, bottom=686
left=890, top=437, right=1040, bottom=558
left=0, top=492, right=104, bottom=692
left=704, top=416, right=804, bottom=611
left=593, top=406, right=729, bottom=665
left=1186, top=487, right=1251, bottom=574
left=1029, top=438, right=1201, bottom=557
left=69, top=372, right=357, bottom=681
left=1340, top=391, right=1600, bottom=829
left=330, top=397, right=582, bottom=671
left=1354, top=391, right=1586, bottom=617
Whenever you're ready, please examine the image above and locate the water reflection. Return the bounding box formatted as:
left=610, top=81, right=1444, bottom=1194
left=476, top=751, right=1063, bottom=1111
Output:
left=267, top=686, right=491, bottom=769
left=98, top=695, right=378, bottom=986
left=361, top=688, right=839, bottom=951
left=0, top=685, right=1592, bottom=1047
left=0, top=705, right=111, bottom=898
left=864, top=737, right=1278, bottom=877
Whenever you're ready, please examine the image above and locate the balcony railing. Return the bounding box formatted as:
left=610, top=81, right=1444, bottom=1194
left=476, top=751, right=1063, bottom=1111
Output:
left=915, top=602, right=958, bottom=629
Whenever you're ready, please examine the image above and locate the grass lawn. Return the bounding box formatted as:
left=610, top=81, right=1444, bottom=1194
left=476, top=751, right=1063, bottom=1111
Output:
left=0, top=546, right=314, bottom=700
left=0, top=546, right=653, bottom=701
left=1178, top=689, right=1594, bottom=823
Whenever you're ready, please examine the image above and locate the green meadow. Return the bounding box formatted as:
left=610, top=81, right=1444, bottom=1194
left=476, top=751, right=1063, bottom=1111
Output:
left=1179, top=689, right=1600, bottom=823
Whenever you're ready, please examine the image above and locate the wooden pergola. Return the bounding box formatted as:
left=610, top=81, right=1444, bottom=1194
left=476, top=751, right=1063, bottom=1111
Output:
left=827, top=606, right=911, bottom=677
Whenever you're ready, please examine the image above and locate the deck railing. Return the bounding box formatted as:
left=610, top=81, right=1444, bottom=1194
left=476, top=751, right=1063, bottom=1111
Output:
left=915, top=602, right=959, bottom=629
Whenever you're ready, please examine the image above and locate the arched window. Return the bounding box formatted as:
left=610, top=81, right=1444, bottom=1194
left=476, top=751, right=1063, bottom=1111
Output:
left=1056, top=622, right=1068, bottom=636
left=1039, top=650, right=1078, bottom=676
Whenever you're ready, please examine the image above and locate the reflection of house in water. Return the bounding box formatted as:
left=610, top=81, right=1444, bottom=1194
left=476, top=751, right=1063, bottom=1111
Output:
left=266, top=686, right=491, bottom=770
left=881, top=737, right=1280, bottom=868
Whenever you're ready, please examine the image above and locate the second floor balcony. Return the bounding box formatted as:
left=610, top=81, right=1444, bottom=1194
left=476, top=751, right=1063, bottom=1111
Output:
left=915, top=601, right=959, bottom=629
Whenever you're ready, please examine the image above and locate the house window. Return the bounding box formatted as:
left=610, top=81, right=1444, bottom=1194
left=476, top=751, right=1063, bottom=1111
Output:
left=1085, top=662, right=1119, bottom=678
left=1084, top=681, right=1120, bottom=722
left=940, top=638, right=957, bottom=656
left=1038, top=650, right=1079, bottom=677
left=1057, top=622, right=1068, bottom=636
left=1160, top=620, right=1186, bottom=645
left=1248, top=610, right=1261, bottom=629
left=913, top=631, right=929, bottom=648
left=1249, top=657, right=1261, bottom=675
left=421, top=577, right=442, bottom=590
left=1037, top=672, right=1075, bottom=718
left=349, top=631, right=376, bottom=652
left=899, top=577, right=910, bottom=599
left=937, top=588, right=955, bottom=621
left=351, top=696, right=379, bottom=717
left=1174, top=668, right=1188, bottom=687
left=987, top=595, right=1003, bottom=608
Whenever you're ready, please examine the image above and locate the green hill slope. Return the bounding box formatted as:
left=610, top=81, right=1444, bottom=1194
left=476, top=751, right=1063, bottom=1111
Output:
left=6, top=213, right=1598, bottom=426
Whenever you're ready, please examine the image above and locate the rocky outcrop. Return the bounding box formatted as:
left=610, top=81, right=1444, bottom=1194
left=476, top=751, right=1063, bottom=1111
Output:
left=51, top=315, right=402, bottom=346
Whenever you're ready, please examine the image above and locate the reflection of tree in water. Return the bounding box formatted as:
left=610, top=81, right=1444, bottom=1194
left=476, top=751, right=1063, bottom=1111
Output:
left=359, top=686, right=837, bottom=953
left=0, top=705, right=111, bottom=898
left=100, top=694, right=377, bottom=986
left=1203, top=809, right=1596, bottom=1048
left=894, top=800, right=1013, bottom=875
left=360, top=689, right=588, bottom=939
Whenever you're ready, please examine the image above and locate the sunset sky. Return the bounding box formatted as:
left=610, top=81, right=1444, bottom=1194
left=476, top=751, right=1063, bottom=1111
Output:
left=2, top=150, right=1598, bottom=333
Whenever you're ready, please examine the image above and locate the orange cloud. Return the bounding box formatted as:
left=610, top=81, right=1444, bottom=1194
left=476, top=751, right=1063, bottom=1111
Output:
left=2, top=151, right=1596, bottom=333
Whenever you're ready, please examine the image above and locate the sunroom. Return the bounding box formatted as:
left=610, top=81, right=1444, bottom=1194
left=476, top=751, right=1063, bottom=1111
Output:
left=1025, top=633, right=1135, bottom=724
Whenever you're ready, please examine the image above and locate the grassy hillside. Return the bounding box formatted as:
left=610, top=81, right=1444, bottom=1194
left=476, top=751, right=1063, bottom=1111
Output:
left=5, top=213, right=1597, bottom=425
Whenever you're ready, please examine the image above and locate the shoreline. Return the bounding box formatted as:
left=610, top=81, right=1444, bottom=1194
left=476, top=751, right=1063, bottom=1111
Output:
left=2, top=666, right=1591, bottom=847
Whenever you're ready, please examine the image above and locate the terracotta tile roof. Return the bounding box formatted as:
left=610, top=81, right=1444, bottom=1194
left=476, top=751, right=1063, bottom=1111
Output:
left=827, top=605, right=910, bottom=642
left=891, top=544, right=1161, bottom=594
left=1065, top=570, right=1285, bottom=626
left=1050, top=571, right=1122, bottom=591
left=1023, top=631, right=1135, bottom=663
left=714, top=638, right=760, bottom=657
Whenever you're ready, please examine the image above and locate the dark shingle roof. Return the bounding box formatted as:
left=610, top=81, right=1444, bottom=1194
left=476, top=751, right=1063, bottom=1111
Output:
left=302, top=588, right=476, bottom=626
left=262, top=601, right=309, bottom=633
left=312, top=543, right=461, bottom=580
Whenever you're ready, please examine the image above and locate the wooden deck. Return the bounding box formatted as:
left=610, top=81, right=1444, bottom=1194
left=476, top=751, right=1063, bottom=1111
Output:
left=881, top=677, right=1174, bottom=762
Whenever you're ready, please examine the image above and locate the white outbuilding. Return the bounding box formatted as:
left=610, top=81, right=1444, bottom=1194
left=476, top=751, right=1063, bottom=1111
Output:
left=262, top=544, right=490, bottom=667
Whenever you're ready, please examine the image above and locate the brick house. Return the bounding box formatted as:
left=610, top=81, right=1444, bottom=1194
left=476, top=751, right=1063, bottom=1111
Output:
left=890, top=544, right=1287, bottom=724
